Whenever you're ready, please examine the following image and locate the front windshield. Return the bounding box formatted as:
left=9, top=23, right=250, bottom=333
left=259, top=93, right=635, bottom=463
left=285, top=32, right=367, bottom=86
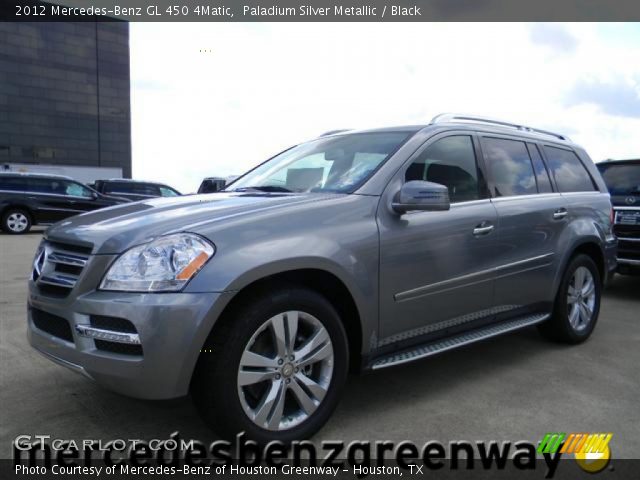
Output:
left=599, top=164, right=640, bottom=195
left=227, top=132, right=411, bottom=193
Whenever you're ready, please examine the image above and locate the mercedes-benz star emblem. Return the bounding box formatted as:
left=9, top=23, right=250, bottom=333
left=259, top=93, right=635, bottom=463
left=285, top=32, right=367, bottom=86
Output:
left=32, top=247, right=46, bottom=281
left=626, top=196, right=637, bottom=205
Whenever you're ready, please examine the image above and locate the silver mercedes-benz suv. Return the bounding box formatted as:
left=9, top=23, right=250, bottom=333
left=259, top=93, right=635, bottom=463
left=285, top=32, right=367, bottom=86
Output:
left=27, top=114, right=617, bottom=443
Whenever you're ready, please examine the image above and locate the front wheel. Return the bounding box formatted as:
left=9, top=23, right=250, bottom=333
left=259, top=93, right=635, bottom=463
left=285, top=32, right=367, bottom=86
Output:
left=538, top=254, right=601, bottom=344
left=192, top=286, right=349, bottom=444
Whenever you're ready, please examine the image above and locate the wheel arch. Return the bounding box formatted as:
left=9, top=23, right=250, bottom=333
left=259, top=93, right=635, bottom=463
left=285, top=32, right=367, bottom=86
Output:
left=194, top=267, right=365, bottom=381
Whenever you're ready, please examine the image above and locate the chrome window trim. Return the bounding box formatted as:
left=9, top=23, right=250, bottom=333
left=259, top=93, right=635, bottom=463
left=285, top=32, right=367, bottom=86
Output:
left=490, top=192, right=562, bottom=203
left=0, top=189, right=93, bottom=200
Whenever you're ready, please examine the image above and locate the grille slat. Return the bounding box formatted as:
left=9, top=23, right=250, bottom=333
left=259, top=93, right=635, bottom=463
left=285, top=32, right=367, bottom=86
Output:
left=33, top=241, right=91, bottom=298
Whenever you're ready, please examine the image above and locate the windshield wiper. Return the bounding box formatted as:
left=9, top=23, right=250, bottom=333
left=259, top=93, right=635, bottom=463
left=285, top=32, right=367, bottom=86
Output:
left=231, top=186, right=293, bottom=193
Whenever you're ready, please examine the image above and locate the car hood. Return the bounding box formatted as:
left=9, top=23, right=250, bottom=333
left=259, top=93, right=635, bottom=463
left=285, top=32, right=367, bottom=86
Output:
left=45, top=192, right=344, bottom=254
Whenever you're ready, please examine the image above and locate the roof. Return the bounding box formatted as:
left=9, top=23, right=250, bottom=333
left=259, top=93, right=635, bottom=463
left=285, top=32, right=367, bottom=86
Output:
left=597, top=158, right=640, bottom=166
left=320, top=113, right=576, bottom=146
left=0, top=172, right=72, bottom=179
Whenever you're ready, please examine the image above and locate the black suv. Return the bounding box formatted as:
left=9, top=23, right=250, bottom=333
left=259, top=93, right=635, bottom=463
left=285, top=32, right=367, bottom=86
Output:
left=90, top=179, right=181, bottom=202
left=0, top=173, right=127, bottom=234
left=597, top=159, right=640, bottom=274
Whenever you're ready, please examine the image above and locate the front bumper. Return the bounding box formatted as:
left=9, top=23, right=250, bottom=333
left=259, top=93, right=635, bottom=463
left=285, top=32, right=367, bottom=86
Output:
left=28, top=286, right=232, bottom=399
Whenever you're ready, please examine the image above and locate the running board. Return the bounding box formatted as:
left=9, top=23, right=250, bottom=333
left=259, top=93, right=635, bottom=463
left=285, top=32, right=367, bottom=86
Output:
left=371, top=313, right=549, bottom=370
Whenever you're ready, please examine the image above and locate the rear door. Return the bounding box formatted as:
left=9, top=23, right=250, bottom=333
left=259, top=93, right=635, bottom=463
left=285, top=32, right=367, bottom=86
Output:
left=26, top=177, right=77, bottom=224
left=480, top=135, right=567, bottom=316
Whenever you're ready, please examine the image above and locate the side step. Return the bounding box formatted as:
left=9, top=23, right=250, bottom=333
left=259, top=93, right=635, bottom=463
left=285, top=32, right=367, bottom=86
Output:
left=371, top=313, right=549, bottom=370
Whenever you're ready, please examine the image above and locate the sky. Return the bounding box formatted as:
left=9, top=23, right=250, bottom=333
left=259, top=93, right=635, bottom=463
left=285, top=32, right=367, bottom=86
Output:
left=129, top=23, right=640, bottom=193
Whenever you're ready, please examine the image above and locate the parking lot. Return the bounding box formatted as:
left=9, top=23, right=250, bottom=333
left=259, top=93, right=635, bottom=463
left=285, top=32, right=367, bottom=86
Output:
left=1, top=229, right=638, bottom=459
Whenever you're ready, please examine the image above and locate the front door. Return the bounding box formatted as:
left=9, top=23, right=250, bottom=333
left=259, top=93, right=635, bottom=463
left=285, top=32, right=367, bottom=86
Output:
left=377, top=133, right=501, bottom=348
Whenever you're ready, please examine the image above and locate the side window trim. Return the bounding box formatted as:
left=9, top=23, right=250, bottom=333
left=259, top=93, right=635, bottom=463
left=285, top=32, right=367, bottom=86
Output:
left=399, top=131, right=489, bottom=204
left=526, top=142, right=556, bottom=193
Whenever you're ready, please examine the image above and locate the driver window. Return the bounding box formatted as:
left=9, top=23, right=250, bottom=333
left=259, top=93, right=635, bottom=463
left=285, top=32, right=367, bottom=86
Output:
left=405, top=135, right=480, bottom=203
left=63, top=181, right=93, bottom=198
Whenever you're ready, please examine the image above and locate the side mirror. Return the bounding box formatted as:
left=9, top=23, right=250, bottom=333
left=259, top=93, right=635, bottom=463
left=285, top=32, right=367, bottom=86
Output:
left=392, top=181, right=450, bottom=215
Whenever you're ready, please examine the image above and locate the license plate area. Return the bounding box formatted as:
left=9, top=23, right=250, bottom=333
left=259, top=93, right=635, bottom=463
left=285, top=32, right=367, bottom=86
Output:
left=616, top=210, right=640, bottom=225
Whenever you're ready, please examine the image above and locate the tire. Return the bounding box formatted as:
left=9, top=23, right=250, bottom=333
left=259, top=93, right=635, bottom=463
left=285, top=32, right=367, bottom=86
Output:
left=538, top=254, right=601, bottom=344
left=192, top=284, right=349, bottom=444
left=1, top=208, right=32, bottom=234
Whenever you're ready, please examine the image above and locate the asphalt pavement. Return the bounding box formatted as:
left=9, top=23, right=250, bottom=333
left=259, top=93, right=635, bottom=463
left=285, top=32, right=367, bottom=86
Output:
left=1, top=229, right=638, bottom=458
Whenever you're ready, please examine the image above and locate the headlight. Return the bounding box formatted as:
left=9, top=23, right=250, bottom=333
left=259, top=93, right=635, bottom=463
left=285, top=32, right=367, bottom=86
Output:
left=100, top=233, right=215, bottom=292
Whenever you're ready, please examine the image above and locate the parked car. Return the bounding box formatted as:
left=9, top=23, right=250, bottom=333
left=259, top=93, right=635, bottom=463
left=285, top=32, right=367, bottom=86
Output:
left=0, top=172, right=127, bottom=234
left=27, top=114, right=616, bottom=444
left=89, top=179, right=181, bottom=202
left=197, top=177, right=227, bottom=194
left=597, top=158, right=640, bottom=275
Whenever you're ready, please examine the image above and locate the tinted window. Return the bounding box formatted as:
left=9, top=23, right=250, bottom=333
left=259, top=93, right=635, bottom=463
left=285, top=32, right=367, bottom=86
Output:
left=527, top=143, right=553, bottom=193
left=405, top=136, right=479, bottom=203
left=105, top=182, right=158, bottom=196
left=159, top=186, right=179, bottom=197
left=483, top=138, right=537, bottom=197
left=544, top=147, right=596, bottom=192
left=598, top=164, right=640, bottom=196
left=0, top=176, right=28, bottom=191
left=28, top=178, right=57, bottom=194
left=62, top=181, right=93, bottom=198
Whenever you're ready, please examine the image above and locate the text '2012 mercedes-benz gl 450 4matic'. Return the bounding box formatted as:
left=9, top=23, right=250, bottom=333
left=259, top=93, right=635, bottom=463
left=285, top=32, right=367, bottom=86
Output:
left=27, top=114, right=617, bottom=444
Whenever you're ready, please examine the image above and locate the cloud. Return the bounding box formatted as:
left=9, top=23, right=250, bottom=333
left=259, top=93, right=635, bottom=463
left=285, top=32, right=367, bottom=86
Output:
left=129, top=23, right=640, bottom=191
left=529, top=23, right=578, bottom=54
left=565, top=79, right=640, bottom=118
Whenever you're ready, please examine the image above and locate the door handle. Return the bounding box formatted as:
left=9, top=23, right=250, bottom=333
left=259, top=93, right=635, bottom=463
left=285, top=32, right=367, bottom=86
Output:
left=553, top=208, right=568, bottom=220
left=473, top=223, right=494, bottom=236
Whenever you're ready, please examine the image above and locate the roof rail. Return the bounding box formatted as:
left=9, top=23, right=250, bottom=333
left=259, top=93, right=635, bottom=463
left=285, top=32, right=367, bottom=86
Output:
left=431, top=113, right=571, bottom=141
left=319, top=129, right=351, bottom=137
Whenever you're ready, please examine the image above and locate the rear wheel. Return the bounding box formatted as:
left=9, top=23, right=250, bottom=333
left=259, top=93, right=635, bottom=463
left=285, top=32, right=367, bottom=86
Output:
left=538, top=254, right=601, bottom=343
left=192, top=285, right=349, bottom=444
left=1, top=208, right=31, bottom=234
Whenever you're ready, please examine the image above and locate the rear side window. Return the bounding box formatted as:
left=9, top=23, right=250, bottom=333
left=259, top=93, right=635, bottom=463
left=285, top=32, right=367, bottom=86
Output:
left=482, top=137, right=537, bottom=197
left=0, top=177, right=28, bottom=191
left=544, top=146, right=596, bottom=192
left=405, top=135, right=480, bottom=203
left=527, top=143, right=553, bottom=193
left=106, top=183, right=158, bottom=196
left=159, top=186, right=179, bottom=197
left=28, top=178, right=57, bottom=194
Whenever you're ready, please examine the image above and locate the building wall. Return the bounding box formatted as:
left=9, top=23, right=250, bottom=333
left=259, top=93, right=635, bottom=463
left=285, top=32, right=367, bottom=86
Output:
left=0, top=22, right=131, bottom=177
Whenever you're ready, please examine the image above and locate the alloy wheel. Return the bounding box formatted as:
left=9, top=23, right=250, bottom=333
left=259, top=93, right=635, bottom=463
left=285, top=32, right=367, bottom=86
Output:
left=6, top=213, right=28, bottom=233
left=237, top=311, right=334, bottom=431
left=566, top=266, right=596, bottom=332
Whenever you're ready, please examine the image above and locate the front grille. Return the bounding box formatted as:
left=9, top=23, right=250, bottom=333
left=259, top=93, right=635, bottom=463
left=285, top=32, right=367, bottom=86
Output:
left=33, top=241, right=92, bottom=298
left=95, top=340, right=143, bottom=356
left=90, top=316, right=137, bottom=333
left=31, top=308, right=73, bottom=342
left=614, top=225, right=640, bottom=239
